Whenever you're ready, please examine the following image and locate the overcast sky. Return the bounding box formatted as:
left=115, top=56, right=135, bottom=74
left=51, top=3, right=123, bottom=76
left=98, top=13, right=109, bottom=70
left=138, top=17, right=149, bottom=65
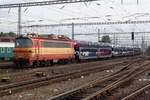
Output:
left=0, top=0, right=150, bottom=46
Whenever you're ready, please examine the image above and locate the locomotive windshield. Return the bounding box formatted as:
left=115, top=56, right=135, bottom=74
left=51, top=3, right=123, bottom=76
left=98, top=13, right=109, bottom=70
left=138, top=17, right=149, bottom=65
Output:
left=15, top=38, right=32, bottom=48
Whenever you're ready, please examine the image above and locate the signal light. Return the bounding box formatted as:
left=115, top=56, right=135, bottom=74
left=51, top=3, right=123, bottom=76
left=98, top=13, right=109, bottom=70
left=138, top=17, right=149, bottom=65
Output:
left=131, top=32, right=134, bottom=40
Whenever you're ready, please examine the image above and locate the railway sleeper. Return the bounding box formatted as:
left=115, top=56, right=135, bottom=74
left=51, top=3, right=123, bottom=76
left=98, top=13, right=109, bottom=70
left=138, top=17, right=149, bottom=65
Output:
left=35, top=72, right=46, bottom=77
left=68, top=87, right=101, bottom=99
left=70, top=93, right=90, bottom=99
left=1, top=77, right=10, bottom=82
left=106, top=90, right=113, bottom=96
left=95, top=93, right=106, bottom=99
left=69, top=96, right=84, bottom=100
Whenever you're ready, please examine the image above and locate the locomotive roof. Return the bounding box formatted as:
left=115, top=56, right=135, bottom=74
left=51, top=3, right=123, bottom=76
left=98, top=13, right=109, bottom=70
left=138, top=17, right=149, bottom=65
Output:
left=0, top=42, right=14, bottom=47
left=16, top=36, right=72, bottom=41
left=16, top=36, right=72, bottom=42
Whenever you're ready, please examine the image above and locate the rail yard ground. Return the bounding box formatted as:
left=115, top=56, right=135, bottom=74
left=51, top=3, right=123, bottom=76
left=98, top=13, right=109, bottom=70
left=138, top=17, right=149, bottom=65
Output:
left=0, top=56, right=150, bottom=100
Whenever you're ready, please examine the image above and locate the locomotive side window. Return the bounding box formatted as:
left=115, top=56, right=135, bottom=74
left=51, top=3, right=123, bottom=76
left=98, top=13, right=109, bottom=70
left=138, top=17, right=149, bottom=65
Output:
left=1, top=48, right=4, bottom=53
left=55, top=42, right=70, bottom=48
left=42, top=41, right=70, bottom=48
left=7, top=48, right=11, bottom=53
left=15, top=38, right=32, bottom=48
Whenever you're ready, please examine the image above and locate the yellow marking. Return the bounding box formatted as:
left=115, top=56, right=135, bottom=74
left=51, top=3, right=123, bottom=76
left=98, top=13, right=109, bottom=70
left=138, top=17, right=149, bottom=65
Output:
left=14, top=48, right=75, bottom=58
left=40, top=48, right=75, bottom=54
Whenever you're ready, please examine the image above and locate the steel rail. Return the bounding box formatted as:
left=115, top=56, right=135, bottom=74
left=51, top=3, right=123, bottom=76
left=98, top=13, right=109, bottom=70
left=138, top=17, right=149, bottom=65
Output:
left=48, top=61, right=149, bottom=100
left=0, top=60, right=128, bottom=97
left=0, top=57, right=130, bottom=78
left=0, top=56, right=138, bottom=83
left=47, top=65, right=130, bottom=100
left=83, top=62, right=150, bottom=100
left=121, top=83, right=150, bottom=100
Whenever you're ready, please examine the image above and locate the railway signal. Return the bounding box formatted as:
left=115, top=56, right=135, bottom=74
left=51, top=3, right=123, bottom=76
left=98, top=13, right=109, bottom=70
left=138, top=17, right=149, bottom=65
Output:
left=131, top=32, right=134, bottom=40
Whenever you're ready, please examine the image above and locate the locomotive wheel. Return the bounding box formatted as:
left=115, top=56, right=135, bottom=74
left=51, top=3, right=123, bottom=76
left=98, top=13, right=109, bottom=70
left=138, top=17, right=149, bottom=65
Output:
left=45, top=60, right=50, bottom=67
left=58, top=59, right=68, bottom=64
left=47, top=60, right=53, bottom=66
left=32, top=61, right=39, bottom=67
left=41, top=60, right=46, bottom=67
left=32, top=61, right=37, bottom=68
left=46, top=60, right=50, bottom=66
left=39, top=61, right=44, bottom=67
left=50, top=60, right=53, bottom=66
left=63, top=59, right=68, bottom=64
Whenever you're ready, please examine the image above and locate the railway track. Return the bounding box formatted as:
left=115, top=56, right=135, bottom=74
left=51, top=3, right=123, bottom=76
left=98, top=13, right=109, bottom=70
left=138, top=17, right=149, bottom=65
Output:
left=0, top=57, right=142, bottom=97
left=121, top=80, right=150, bottom=100
left=0, top=56, right=139, bottom=85
left=0, top=62, right=14, bottom=68
left=47, top=61, right=150, bottom=100
left=0, top=61, right=127, bottom=97
left=0, top=56, right=142, bottom=82
left=0, top=56, right=141, bottom=71
left=0, top=60, right=128, bottom=84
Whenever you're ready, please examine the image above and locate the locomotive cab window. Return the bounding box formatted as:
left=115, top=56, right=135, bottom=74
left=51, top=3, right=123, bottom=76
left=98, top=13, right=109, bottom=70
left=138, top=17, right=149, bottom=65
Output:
left=15, top=38, right=32, bottom=48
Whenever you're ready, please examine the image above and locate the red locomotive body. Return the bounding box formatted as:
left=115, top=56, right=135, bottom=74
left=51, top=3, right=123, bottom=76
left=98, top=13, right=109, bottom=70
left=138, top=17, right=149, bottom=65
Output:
left=14, top=35, right=75, bottom=67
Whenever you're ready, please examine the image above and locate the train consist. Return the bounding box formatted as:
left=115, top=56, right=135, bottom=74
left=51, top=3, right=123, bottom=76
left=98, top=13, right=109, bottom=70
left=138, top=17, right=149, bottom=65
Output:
left=13, top=34, right=141, bottom=67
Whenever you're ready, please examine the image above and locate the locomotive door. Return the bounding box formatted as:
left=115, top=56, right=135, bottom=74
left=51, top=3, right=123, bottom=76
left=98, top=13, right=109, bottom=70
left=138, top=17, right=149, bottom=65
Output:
left=34, top=40, right=40, bottom=60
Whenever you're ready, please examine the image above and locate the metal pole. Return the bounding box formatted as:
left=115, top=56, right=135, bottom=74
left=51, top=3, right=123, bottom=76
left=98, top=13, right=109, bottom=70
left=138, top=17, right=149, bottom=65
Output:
left=98, top=29, right=100, bottom=42
left=132, top=39, right=134, bottom=55
left=72, top=23, right=74, bottom=40
left=121, top=0, right=123, bottom=4
left=18, top=6, right=21, bottom=36
left=137, top=0, right=139, bottom=5
left=113, top=33, right=116, bottom=45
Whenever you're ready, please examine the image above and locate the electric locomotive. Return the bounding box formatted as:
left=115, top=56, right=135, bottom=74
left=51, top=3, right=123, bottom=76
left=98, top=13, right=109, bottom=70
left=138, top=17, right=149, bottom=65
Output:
left=13, top=34, right=75, bottom=67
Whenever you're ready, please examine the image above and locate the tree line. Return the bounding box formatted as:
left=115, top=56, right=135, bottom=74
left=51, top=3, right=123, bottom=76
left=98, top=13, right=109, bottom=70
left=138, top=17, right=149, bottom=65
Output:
left=101, top=35, right=111, bottom=43
left=0, top=32, right=16, bottom=37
